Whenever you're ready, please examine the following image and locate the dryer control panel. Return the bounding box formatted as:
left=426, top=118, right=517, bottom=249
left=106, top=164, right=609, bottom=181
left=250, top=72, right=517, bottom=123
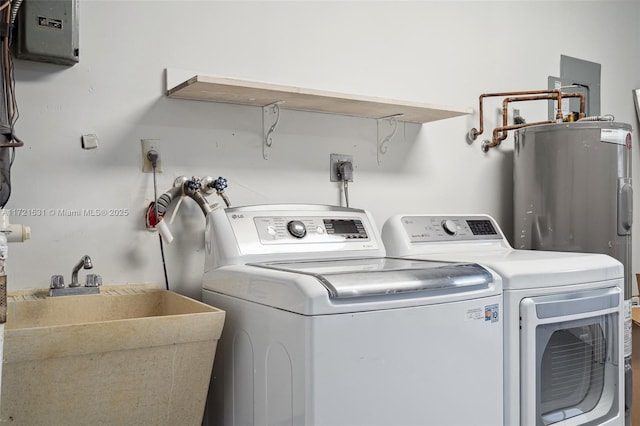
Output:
left=381, top=214, right=510, bottom=259
left=399, top=215, right=505, bottom=243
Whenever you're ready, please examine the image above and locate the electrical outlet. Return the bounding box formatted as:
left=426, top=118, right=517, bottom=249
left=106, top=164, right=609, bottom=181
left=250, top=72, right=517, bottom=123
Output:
left=141, top=139, right=162, bottom=173
left=330, top=153, right=354, bottom=182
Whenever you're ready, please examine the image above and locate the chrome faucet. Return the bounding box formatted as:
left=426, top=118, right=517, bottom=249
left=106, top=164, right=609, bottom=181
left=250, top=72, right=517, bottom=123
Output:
left=69, top=255, right=93, bottom=287
left=49, top=255, right=101, bottom=297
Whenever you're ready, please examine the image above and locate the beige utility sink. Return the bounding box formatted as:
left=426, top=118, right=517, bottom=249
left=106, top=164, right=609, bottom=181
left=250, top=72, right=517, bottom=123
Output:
left=0, top=286, right=225, bottom=426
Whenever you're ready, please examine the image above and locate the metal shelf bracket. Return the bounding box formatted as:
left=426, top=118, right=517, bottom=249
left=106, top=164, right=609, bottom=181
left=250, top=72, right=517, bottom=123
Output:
left=377, top=114, right=402, bottom=164
left=262, top=101, right=282, bottom=160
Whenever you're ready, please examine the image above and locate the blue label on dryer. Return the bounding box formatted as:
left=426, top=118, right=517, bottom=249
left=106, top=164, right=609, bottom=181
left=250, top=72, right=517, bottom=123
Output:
left=485, top=304, right=499, bottom=323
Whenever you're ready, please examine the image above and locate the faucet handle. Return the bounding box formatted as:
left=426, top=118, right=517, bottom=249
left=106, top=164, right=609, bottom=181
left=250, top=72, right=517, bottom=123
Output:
left=50, top=275, right=65, bottom=289
left=85, top=274, right=102, bottom=288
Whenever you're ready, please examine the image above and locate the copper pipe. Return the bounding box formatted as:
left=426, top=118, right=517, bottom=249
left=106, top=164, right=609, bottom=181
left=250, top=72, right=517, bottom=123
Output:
left=500, top=93, right=587, bottom=125
left=493, top=92, right=586, bottom=144
left=482, top=120, right=554, bottom=152
left=471, top=89, right=562, bottom=140
left=498, top=94, right=562, bottom=142
left=473, top=89, right=588, bottom=151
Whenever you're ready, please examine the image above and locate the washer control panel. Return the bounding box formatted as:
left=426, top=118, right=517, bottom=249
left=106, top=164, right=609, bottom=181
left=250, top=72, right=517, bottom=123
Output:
left=400, top=215, right=504, bottom=243
left=209, top=204, right=383, bottom=262
left=254, top=215, right=369, bottom=243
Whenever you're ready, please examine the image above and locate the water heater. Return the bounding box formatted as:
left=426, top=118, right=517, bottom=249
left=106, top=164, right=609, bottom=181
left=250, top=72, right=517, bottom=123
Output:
left=513, top=121, right=632, bottom=294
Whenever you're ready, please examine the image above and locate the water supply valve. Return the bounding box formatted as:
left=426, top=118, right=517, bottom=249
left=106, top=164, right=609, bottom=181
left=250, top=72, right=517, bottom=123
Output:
left=145, top=174, right=230, bottom=244
left=202, top=176, right=231, bottom=207
left=213, top=176, right=228, bottom=192
left=186, top=176, right=202, bottom=193
left=213, top=177, right=231, bottom=207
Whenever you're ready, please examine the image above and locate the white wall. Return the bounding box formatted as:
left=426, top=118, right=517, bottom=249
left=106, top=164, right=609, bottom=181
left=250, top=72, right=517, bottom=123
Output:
left=6, top=0, right=640, bottom=300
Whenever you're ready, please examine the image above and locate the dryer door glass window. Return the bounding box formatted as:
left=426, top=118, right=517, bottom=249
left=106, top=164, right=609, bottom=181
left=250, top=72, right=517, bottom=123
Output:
left=537, top=318, right=613, bottom=425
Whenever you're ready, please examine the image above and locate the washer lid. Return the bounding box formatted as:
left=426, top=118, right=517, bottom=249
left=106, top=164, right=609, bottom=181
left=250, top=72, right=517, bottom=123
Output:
left=248, top=257, right=493, bottom=299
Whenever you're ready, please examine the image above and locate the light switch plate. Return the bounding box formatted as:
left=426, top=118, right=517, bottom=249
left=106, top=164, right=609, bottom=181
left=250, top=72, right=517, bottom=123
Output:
left=81, top=134, right=98, bottom=149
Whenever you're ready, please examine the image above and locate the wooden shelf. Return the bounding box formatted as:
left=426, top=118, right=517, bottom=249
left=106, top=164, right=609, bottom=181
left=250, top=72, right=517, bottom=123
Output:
left=167, top=75, right=472, bottom=124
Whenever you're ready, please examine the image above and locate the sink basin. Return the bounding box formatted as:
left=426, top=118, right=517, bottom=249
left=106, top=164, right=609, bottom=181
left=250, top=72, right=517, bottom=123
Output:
left=0, top=286, right=225, bottom=426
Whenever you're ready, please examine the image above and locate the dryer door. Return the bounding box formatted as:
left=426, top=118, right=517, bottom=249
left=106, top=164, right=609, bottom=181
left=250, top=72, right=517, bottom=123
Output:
left=520, top=286, right=623, bottom=426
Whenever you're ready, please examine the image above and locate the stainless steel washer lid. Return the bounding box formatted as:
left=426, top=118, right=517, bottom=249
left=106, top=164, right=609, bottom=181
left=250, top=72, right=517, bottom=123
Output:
left=248, top=257, right=493, bottom=299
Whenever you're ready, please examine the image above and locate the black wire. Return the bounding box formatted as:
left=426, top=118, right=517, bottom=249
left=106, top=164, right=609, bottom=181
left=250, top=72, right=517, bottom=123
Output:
left=8, top=21, right=16, bottom=126
left=153, top=164, right=170, bottom=291
left=158, top=235, right=169, bottom=291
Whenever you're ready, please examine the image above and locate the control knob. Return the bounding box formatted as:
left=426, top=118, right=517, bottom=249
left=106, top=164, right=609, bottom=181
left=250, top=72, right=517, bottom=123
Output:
left=442, top=219, right=458, bottom=236
left=287, top=220, right=307, bottom=238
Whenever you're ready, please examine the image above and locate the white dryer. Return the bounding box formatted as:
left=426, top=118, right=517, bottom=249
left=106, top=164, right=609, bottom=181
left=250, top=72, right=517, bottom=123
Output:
left=382, top=214, right=624, bottom=426
left=201, top=205, right=503, bottom=426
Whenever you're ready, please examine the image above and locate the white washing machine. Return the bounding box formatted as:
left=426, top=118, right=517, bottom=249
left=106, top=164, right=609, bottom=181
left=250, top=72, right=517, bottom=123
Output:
left=201, top=204, right=503, bottom=426
left=382, top=214, right=625, bottom=426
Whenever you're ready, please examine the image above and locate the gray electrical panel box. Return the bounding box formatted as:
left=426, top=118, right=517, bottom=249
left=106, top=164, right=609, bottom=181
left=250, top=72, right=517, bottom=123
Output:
left=15, top=0, right=78, bottom=66
left=548, top=55, right=601, bottom=119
